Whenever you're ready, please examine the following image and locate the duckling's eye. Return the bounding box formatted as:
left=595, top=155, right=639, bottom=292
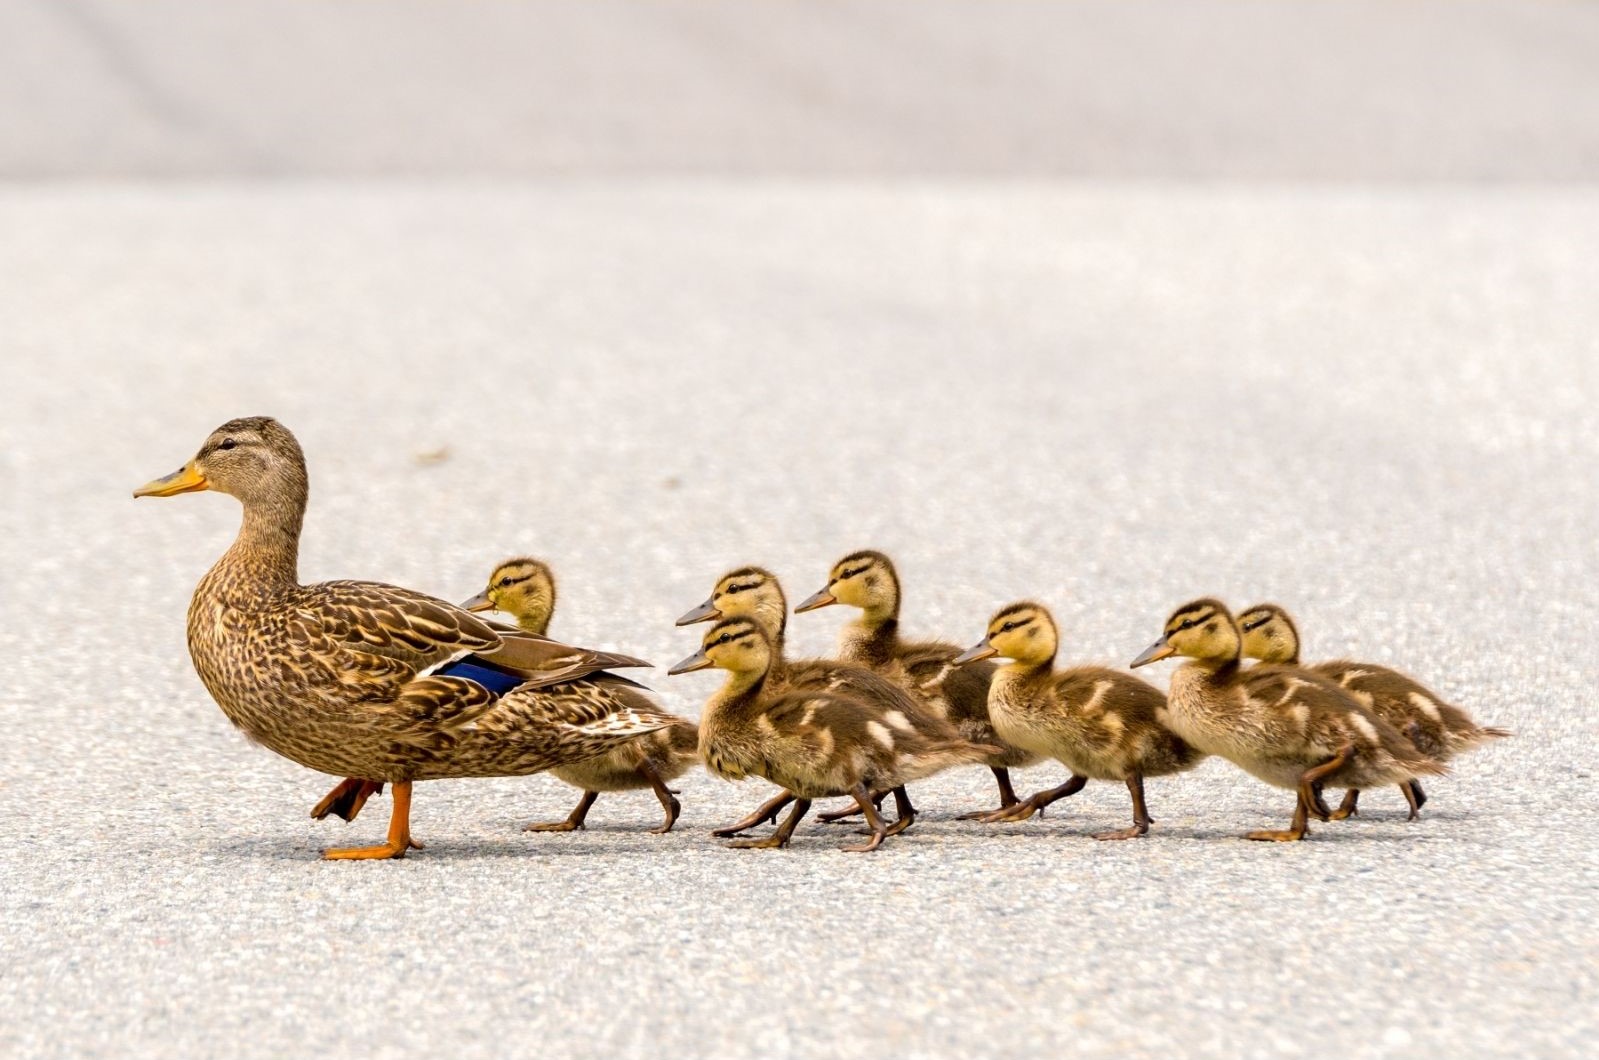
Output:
left=497, top=578, right=513, bottom=588
left=724, top=583, right=749, bottom=595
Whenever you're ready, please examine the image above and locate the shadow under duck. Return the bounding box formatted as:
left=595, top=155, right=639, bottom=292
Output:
left=135, top=416, right=675, bottom=860
left=795, top=549, right=1041, bottom=818
left=953, top=602, right=1202, bottom=838
left=670, top=617, right=995, bottom=852
left=677, top=566, right=970, bottom=835
left=458, top=557, right=700, bottom=834
left=1238, top=602, right=1510, bottom=820
left=1131, top=598, right=1445, bottom=842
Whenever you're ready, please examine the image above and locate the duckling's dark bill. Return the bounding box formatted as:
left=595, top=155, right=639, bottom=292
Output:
left=1129, top=639, right=1175, bottom=668
left=668, top=650, right=713, bottom=675
left=133, top=463, right=209, bottom=498
left=675, top=600, right=720, bottom=626
left=793, top=589, right=837, bottom=613
left=458, top=592, right=494, bottom=613
left=953, top=641, right=997, bottom=665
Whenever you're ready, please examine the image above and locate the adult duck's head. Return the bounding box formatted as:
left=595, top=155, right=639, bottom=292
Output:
left=460, top=557, right=558, bottom=636
left=134, top=416, right=308, bottom=509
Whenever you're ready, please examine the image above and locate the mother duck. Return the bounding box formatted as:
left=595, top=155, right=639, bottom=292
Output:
left=135, top=416, right=673, bottom=860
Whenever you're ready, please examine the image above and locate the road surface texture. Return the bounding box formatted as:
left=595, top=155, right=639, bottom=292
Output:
left=0, top=182, right=1594, bottom=1057
left=3, top=1, right=1598, bottom=1057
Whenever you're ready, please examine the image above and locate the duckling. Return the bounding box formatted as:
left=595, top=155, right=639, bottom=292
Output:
left=795, top=550, right=1040, bottom=817
left=1131, top=599, right=1446, bottom=841
left=454, top=557, right=700, bottom=834
left=949, top=602, right=1202, bottom=839
left=1238, top=603, right=1510, bottom=820
left=677, top=566, right=968, bottom=834
left=135, top=416, right=677, bottom=860
left=669, top=617, right=993, bottom=852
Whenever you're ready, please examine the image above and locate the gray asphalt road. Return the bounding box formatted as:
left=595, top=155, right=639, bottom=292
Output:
left=1, top=182, right=1595, bottom=1058
left=4, top=0, right=1599, bottom=180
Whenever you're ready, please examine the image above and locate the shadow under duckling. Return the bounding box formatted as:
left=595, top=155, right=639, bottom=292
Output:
left=670, top=617, right=996, bottom=852
left=952, top=602, right=1202, bottom=839
left=794, top=550, right=1041, bottom=818
left=1132, top=598, right=1447, bottom=841
left=1238, top=602, right=1510, bottom=820
left=677, top=565, right=969, bottom=834
left=459, top=557, right=700, bottom=834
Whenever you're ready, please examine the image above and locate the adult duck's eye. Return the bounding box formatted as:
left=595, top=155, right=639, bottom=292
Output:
left=218, top=439, right=237, bottom=451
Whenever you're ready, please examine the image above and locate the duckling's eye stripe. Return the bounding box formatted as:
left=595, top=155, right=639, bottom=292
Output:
left=499, top=574, right=534, bottom=588
left=839, top=567, right=869, bottom=580
left=1240, top=616, right=1270, bottom=632
left=724, top=583, right=754, bottom=595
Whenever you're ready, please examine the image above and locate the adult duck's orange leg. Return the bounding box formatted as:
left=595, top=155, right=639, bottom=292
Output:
left=324, top=780, right=419, bottom=860
left=311, top=778, right=384, bottom=822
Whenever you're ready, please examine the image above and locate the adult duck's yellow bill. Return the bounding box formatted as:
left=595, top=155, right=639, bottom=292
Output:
left=134, top=462, right=209, bottom=498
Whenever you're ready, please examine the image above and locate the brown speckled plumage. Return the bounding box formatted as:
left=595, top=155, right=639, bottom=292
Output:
left=463, top=557, right=699, bottom=832
left=796, top=551, right=1041, bottom=815
left=138, top=417, right=675, bottom=857
left=1133, top=599, right=1445, bottom=841
left=1239, top=603, right=1510, bottom=817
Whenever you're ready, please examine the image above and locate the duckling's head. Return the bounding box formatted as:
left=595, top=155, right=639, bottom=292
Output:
left=676, top=567, right=788, bottom=641
left=795, top=550, right=900, bottom=621
left=954, top=601, right=1058, bottom=668
left=1131, top=598, right=1240, bottom=668
left=1238, top=603, right=1301, bottom=665
left=459, top=557, right=558, bottom=635
left=668, top=616, right=773, bottom=680
left=134, top=416, right=308, bottom=508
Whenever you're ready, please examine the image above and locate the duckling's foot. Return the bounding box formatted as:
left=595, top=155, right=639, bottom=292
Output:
left=1327, top=788, right=1360, bottom=821
left=711, top=793, right=794, bottom=837
left=817, top=789, right=887, bottom=824
left=875, top=787, right=916, bottom=837
left=728, top=798, right=812, bottom=850
left=1402, top=780, right=1427, bottom=820
left=311, top=778, right=384, bottom=822
left=525, top=790, right=597, bottom=833
left=1245, top=794, right=1311, bottom=841
left=644, top=765, right=682, bottom=834
left=1094, top=774, right=1152, bottom=839
left=1298, top=745, right=1355, bottom=822
left=1093, top=824, right=1149, bottom=841
left=841, top=785, right=888, bottom=852
left=322, top=781, right=417, bottom=860
left=959, top=768, right=1024, bottom=819
left=981, top=774, right=1088, bottom=824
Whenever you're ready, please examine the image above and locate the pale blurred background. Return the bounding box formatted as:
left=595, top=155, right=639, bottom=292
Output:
left=2, top=4, right=1597, bottom=1059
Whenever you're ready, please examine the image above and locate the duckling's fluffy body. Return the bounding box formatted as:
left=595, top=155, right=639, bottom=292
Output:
left=799, top=551, right=1041, bottom=783
left=1137, top=600, right=1444, bottom=840
left=464, top=557, right=700, bottom=832
left=988, top=666, right=1196, bottom=783
left=676, top=618, right=992, bottom=850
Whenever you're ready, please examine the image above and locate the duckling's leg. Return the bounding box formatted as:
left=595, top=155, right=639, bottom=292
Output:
left=1093, top=773, right=1152, bottom=841
left=980, top=774, right=1087, bottom=823
left=841, top=784, right=890, bottom=853
left=642, top=763, right=683, bottom=834
left=817, top=789, right=888, bottom=823
left=957, top=767, right=1021, bottom=820
left=711, top=793, right=793, bottom=837
left=1328, top=789, right=1361, bottom=821
left=1296, top=745, right=1355, bottom=823
left=323, top=780, right=418, bottom=860
left=311, top=778, right=384, bottom=823
left=1244, top=792, right=1312, bottom=842
left=525, top=790, right=599, bottom=833
left=728, top=799, right=812, bottom=850
left=881, top=787, right=916, bottom=837
left=1403, top=780, right=1428, bottom=819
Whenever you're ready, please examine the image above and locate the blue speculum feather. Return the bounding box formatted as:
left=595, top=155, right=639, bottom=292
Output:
left=435, top=657, right=526, bottom=696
